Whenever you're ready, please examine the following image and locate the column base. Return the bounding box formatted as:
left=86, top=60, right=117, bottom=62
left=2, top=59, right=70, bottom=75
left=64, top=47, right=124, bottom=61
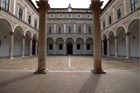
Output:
left=34, top=69, right=47, bottom=74
left=91, top=69, right=106, bottom=74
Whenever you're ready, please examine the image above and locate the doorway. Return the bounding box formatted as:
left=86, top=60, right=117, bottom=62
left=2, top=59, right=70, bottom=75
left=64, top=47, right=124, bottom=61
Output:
left=67, top=43, right=73, bottom=54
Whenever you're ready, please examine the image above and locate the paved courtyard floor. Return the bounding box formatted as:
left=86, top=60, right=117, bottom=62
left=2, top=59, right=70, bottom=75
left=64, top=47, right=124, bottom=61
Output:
left=0, top=56, right=139, bottom=93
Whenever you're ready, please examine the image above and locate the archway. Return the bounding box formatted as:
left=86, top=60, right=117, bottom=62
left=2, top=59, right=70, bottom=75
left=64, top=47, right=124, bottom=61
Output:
left=103, top=35, right=107, bottom=55
left=75, top=38, right=84, bottom=54
left=67, top=42, right=73, bottom=54
left=25, top=31, right=31, bottom=56
left=86, top=38, right=93, bottom=55
left=13, top=26, right=23, bottom=56
left=117, top=27, right=126, bottom=57
left=0, top=19, right=12, bottom=57
left=66, top=38, right=74, bottom=55
left=128, top=19, right=140, bottom=58
left=47, top=38, right=54, bottom=55
left=109, top=32, right=115, bottom=56
left=55, top=38, right=64, bottom=55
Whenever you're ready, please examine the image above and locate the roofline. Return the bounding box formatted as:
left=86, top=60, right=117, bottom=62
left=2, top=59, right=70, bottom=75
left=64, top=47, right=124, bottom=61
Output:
left=28, top=0, right=39, bottom=12
left=101, top=0, right=113, bottom=14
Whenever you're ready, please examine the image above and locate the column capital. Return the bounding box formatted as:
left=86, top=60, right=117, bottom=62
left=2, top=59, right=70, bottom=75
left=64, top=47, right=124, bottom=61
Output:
left=90, top=1, right=103, bottom=12
left=9, top=32, right=14, bottom=35
left=114, top=36, right=118, bottom=39
left=125, top=32, right=131, bottom=35
left=37, top=0, right=50, bottom=11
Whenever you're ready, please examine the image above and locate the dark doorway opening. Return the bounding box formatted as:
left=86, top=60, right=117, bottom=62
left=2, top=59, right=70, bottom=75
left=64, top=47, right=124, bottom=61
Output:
left=32, top=38, right=36, bottom=55
left=67, top=43, right=73, bottom=54
left=103, top=39, right=107, bottom=55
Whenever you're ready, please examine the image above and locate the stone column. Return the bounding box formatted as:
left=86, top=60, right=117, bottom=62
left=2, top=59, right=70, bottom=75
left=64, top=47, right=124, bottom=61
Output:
left=84, top=24, right=86, bottom=34
left=9, top=32, right=14, bottom=59
left=64, top=24, right=66, bottom=34
left=73, top=42, right=76, bottom=55
left=74, top=23, right=76, bottom=34
left=126, top=32, right=130, bottom=59
left=53, top=42, right=56, bottom=55
left=64, top=42, right=66, bottom=55
left=54, top=24, right=56, bottom=33
left=30, top=38, right=33, bottom=56
left=21, top=35, right=25, bottom=57
left=13, top=0, right=17, bottom=15
left=115, top=36, right=118, bottom=58
left=34, top=0, right=49, bottom=74
left=84, top=42, right=86, bottom=55
left=107, top=38, right=110, bottom=56
left=35, top=40, right=38, bottom=55
left=101, top=40, right=104, bottom=56
left=90, top=0, right=105, bottom=74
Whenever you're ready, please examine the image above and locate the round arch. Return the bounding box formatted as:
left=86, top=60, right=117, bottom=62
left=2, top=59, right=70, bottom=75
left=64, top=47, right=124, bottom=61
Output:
left=117, top=27, right=126, bottom=57
left=24, top=31, right=31, bottom=56
left=0, top=18, right=12, bottom=57
left=102, top=34, right=108, bottom=55
left=86, top=38, right=93, bottom=55
left=55, top=38, right=64, bottom=55
left=75, top=38, right=84, bottom=54
left=13, top=26, right=24, bottom=56
left=108, top=31, right=115, bottom=56
left=128, top=19, right=140, bottom=57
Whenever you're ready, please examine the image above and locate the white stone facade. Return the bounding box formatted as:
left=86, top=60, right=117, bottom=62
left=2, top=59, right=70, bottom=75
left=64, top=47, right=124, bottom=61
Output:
left=0, top=0, right=139, bottom=58
left=101, top=0, right=140, bottom=58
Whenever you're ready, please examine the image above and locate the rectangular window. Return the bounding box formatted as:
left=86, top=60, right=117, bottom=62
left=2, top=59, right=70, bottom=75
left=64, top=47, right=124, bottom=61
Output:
left=48, top=27, right=52, bottom=34
left=18, top=7, right=23, bottom=19
left=28, top=14, right=32, bottom=25
left=58, top=27, right=62, bottom=34
left=88, top=27, right=91, bottom=34
left=59, top=44, right=63, bottom=50
left=103, top=21, right=105, bottom=29
left=87, top=44, right=91, bottom=50
left=131, top=0, right=138, bottom=11
left=77, top=44, right=81, bottom=50
left=2, top=0, right=9, bottom=11
left=68, top=27, right=71, bottom=33
left=109, top=16, right=112, bottom=25
left=78, top=27, right=81, bottom=34
left=49, top=44, right=53, bottom=50
left=117, top=8, right=121, bottom=19
left=34, top=19, right=37, bottom=29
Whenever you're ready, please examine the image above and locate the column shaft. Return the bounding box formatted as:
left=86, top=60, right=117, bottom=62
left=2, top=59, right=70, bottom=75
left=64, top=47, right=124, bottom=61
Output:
left=30, top=39, right=32, bottom=56
left=126, top=33, right=130, bottom=59
left=90, top=1, right=105, bottom=74
left=21, top=36, right=25, bottom=57
left=9, top=32, right=14, bottom=59
left=115, top=36, right=118, bottom=57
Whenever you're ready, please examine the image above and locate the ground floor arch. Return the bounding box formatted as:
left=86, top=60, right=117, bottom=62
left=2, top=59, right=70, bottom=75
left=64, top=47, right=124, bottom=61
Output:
left=0, top=19, right=12, bottom=57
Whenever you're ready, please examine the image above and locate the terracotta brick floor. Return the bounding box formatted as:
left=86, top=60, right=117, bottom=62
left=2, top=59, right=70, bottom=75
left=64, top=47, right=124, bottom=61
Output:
left=0, top=56, right=139, bottom=71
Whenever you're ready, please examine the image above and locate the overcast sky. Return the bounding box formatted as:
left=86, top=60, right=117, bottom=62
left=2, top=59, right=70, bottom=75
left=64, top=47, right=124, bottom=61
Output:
left=32, top=0, right=109, bottom=9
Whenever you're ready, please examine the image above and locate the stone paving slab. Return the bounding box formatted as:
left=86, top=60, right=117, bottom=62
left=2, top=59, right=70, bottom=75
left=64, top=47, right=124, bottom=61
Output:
left=0, top=70, right=139, bottom=93
left=0, top=56, right=139, bottom=71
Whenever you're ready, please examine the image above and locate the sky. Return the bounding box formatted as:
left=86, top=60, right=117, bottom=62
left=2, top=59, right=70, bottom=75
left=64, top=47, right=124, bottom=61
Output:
left=32, top=0, right=109, bottom=9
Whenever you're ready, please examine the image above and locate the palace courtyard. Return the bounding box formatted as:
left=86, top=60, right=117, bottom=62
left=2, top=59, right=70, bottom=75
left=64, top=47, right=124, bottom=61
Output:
left=0, top=56, right=139, bottom=93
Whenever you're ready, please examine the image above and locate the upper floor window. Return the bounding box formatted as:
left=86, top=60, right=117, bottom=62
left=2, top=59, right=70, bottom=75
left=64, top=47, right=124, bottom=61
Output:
left=2, top=0, right=9, bottom=11
left=86, top=14, right=91, bottom=18
left=108, top=16, right=112, bottom=25
left=28, top=14, right=32, bottom=25
left=59, top=14, right=63, bottom=18
left=131, top=0, right=138, bottom=11
left=68, top=14, right=72, bottom=18
left=58, top=27, right=62, bottom=34
left=117, top=8, right=121, bottom=19
left=68, top=27, right=72, bottom=33
left=78, top=27, right=82, bottom=34
left=88, top=27, right=91, bottom=34
left=34, top=19, right=37, bottom=29
left=103, top=21, right=105, bottom=29
left=18, top=7, right=23, bottom=19
left=50, top=14, right=54, bottom=18
left=48, top=27, right=52, bottom=34
left=77, top=14, right=81, bottom=18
